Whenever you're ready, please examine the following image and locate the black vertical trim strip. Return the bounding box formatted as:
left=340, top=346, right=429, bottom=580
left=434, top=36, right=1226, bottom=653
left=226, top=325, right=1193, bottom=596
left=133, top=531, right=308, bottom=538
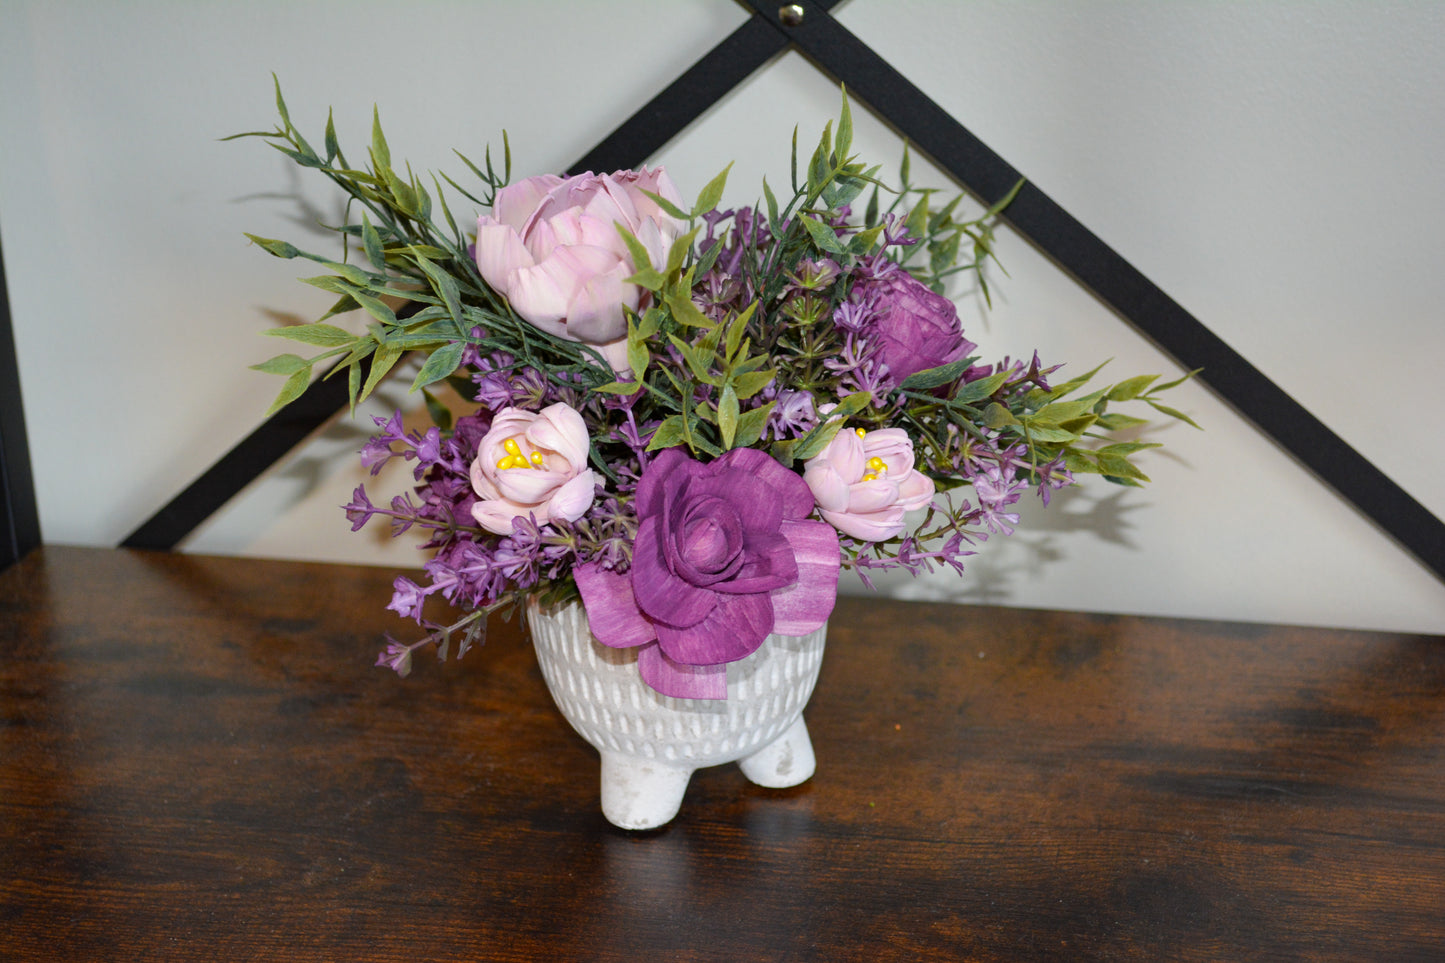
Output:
left=738, top=0, right=1445, bottom=583
left=0, top=230, right=42, bottom=570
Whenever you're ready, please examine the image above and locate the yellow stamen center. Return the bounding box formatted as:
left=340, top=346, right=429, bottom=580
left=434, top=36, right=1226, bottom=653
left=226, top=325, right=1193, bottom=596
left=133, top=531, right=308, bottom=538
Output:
left=855, top=427, right=867, bottom=438
left=495, top=436, right=537, bottom=470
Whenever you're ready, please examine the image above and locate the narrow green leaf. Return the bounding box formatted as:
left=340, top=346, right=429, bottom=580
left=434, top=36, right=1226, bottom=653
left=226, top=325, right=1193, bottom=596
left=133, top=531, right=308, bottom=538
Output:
left=1146, top=399, right=1203, bottom=430
left=626, top=316, right=650, bottom=380
left=317, top=293, right=360, bottom=323
left=665, top=291, right=714, bottom=330
left=264, top=368, right=312, bottom=416
left=250, top=353, right=309, bottom=376
left=262, top=323, right=356, bottom=347
left=370, top=105, right=391, bottom=170
left=359, top=342, right=403, bottom=402
left=323, top=109, right=340, bottom=163
left=949, top=368, right=1007, bottom=404
left=899, top=357, right=972, bottom=391
left=360, top=214, right=386, bottom=271
left=1095, top=452, right=1150, bottom=482
left=717, top=384, right=740, bottom=449
left=640, top=189, right=689, bottom=221
left=691, top=163, right=732, bottom=218
left=835, top=87, right=853, bottom=160
left=272, top=74, right=292, bottom=129
left=983, top=403, right=1020, bottom=429
left=762, top=177, right=780, bottom=231
left=410, top=341, right=465, bottom=391
left=351, top=290, right=398, bottom=326
left=733, top=402, right=774, bottom=449
left=799, top=215, right=847, bottom=255
left=647, top=415, right=688, bottom=451
left=245, top=234, right=300, bottom=259
left=730, top=367, right=776, bottom=399
left=665, top=225, right=700, bottom=277
left=1106, top=374, right=1161, bottom=402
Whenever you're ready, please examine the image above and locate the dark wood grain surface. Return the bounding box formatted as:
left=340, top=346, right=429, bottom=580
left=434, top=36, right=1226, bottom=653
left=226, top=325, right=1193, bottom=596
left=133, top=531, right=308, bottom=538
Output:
left=2, top=546, right=1443, bottom=961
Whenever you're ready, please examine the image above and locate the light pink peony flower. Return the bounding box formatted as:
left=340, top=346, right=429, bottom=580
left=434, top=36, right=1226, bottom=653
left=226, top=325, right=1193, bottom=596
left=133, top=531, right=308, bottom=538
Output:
left=474, top=168, right=686, bottom=374
left=803, top=426, right=934, bottom=542
left=469, top=403, right=598, bottom=535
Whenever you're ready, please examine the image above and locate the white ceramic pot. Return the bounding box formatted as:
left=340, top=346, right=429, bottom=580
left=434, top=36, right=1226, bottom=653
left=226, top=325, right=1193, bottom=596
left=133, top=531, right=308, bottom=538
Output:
left=526, top=599, right=827, bottom=830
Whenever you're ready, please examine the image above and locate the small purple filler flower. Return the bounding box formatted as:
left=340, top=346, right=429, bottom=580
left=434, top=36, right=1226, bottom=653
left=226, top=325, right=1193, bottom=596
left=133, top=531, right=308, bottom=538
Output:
left=863, top=271, right=976, bottom=385
left=574, top=446, right=840, bottom=699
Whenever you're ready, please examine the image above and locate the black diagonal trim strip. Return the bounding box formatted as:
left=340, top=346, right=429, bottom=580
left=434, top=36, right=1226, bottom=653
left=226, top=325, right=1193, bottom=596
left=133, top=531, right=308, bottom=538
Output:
left=740, top=0, right=1444, bottom=583
left=567, top=0, right=843, bottom=176
left=122, top=366, right=354, bottom=550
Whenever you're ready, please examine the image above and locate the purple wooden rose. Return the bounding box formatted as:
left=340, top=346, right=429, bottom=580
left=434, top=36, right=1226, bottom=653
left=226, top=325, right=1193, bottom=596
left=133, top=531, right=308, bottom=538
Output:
left=574, top=447, right=840, bottom=699
left=866, top=271, right=976, bottom=384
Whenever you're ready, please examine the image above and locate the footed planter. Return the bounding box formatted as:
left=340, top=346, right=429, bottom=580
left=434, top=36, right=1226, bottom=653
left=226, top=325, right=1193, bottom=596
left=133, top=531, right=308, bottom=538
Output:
left=526, top=599, right=827, bottom=830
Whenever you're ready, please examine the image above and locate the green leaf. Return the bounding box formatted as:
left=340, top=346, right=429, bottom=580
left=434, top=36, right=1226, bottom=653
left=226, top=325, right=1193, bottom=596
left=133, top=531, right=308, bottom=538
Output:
left=733, top=402, right=774, bottom=449
left=245, top=234, right=300, bottom=259
left=1094, top=411, right=1151, bottom=432
left=691, top=163, right=732, bottom=217
left=317, top=293, right=360, bottom=323
left=250, top=353, right=309, bottom=376
left=626, top=316, right=650, bottom=380
left=323, top=109, right=340, bottom=163
left=361, top=214, right=386, bottom=270
left=351, top=290, right=398, bottom=326
left=1146, top=399, right=1203, bottom=430
left=359, top=342, right=403, bottom=402
left=799, top=215, right=847, bottom=255
left=415, top=256, right=462, bottom=327
left=593, top=380, right=646, bottom=396
left=1106, top=374, right=1161, bottom=402
left=370, top=105, right=391, bottom=171
left=665, top=225, right=700, bottom=277
left=264, top=368, right=312, bottom=416
left=835, top=87, right=853, bottom=160
left=949, top=368, right=1007, bottom=404
left=1095, top=452, right=1150, bottom=482
left=1097, top=440, right=1163, bottom=456
left=983, top=403, right=1019, bottom=429
left=665, top=290, right=714, bottom=330
left=615, top=224, right=666, bottom=292
left=899, top=357, right=972, bottom=391
left=262, top=323, right=356, bottom=347
left=667, top=333, right=715, bottom=383
left=410, top=341, right=465, bottom=391
left=647, top=415, right=689, bottom=451
left=724, top=301, right=756, bottom=361
left=730, top=367, right=776, bottom=399
left=762, top=178, right=780, bottom=231
left=717, top=384, right=740, bottom=449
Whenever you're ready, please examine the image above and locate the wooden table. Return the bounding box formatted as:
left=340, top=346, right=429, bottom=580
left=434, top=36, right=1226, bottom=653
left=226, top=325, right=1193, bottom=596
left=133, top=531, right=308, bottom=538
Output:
left=3, top=546, right=1443, bottom=961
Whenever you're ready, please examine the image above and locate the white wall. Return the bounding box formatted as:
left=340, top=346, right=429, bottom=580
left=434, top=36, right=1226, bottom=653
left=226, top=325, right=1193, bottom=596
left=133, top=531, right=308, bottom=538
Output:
left=3, top=0, right=1442, bottom=634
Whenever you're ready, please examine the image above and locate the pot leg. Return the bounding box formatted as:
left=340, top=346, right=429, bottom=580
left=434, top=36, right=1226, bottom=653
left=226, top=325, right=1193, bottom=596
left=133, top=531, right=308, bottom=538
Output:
left=738, top=715, right=815, bottom=788
left=599, top=752, right=695, bottom=830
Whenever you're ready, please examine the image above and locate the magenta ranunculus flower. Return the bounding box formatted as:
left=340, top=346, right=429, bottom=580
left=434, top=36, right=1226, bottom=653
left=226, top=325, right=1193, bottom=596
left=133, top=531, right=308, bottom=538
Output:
left=573, top=447, right=840, bottom=700
left=469, top=403, right=598, bottom=535
left=474, top=168, right=686, bottom=374
left=864, top=271, right=976, bottom=384
left=803, top=426, right=935, bottom=541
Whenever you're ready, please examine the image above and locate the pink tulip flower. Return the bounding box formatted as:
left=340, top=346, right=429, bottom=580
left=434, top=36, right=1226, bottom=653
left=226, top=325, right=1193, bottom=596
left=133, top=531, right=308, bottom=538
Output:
left=469, top=403, right=598, bottom=535
left=803, top=426, right=935, bottom=542
left=474, top=168, right=686, bottom=374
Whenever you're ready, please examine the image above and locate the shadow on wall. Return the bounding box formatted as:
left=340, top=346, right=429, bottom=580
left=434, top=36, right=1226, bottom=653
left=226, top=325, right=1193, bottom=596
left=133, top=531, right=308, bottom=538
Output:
left=841, top=482, right=1153, bottom=606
